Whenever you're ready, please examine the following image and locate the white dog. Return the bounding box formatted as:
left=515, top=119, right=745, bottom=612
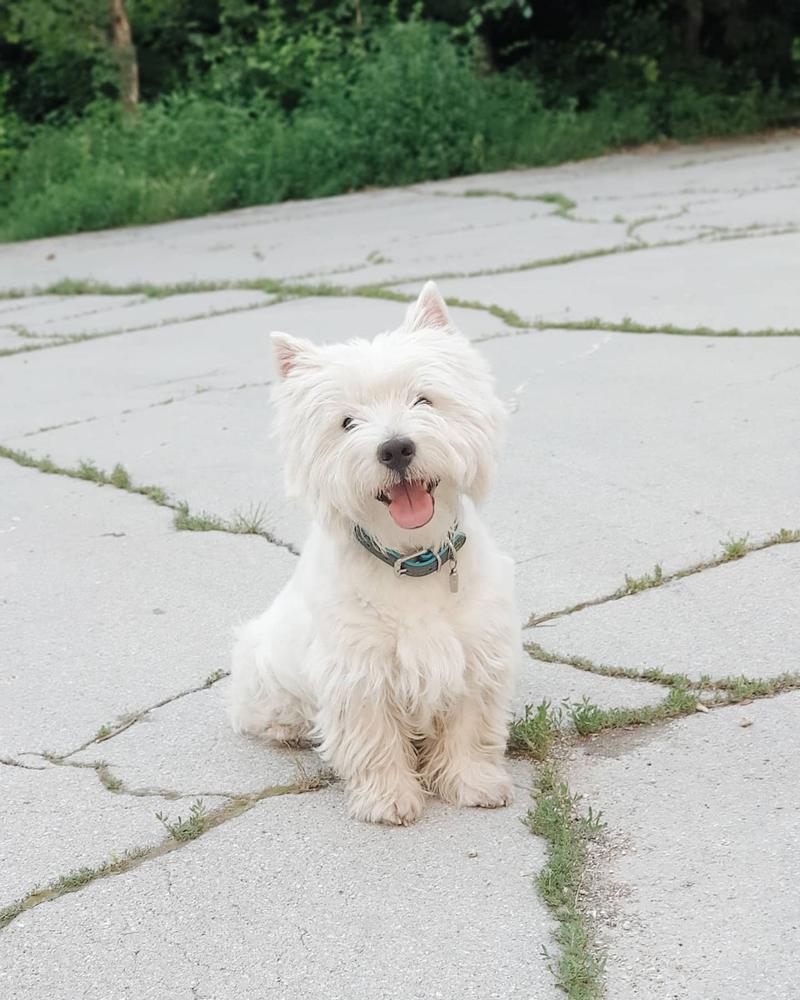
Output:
left=229, top=282, right=520, bottom=825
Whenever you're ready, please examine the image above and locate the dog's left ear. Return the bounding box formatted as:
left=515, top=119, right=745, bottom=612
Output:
left=404, top=280, right=454, bottom=334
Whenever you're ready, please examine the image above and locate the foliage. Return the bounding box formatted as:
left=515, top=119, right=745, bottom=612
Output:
left=0, top=1, right=798, bottom=240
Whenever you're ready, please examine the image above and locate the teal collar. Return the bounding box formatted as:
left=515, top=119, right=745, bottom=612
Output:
left=353, top=524, right=466, bottom=591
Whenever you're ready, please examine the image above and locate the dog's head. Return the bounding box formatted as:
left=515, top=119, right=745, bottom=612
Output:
left=271, top=281, right=506, bottom=548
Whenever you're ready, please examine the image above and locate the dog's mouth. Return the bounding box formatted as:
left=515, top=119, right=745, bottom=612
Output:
left=376, top=479, right=437, bottom=530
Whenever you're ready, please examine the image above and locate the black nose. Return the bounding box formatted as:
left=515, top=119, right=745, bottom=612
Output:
left=378, top=436, right=416, bottom=473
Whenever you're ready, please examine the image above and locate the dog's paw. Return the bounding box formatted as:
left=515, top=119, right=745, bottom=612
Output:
left=348, top=782, right=426, bottom=826
left=435, top=764, right=515, bottom=809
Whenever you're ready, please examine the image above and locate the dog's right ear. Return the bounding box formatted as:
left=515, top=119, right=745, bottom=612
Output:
left=271, top=331, right=315, bottom=379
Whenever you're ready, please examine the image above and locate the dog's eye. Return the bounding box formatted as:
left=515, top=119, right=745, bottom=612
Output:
left=341, top=416, right=355, bottom=431
left=413, top=396, right=432, bottom=407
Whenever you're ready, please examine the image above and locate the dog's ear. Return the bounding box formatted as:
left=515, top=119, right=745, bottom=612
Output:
left=404, top=281, right=454, bottom=334
left=271, top=331, right=315, bottom=378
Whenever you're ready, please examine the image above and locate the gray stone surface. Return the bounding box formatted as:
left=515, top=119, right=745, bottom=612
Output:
left=2, top=133, right=799, bottom=999
left=0, top=461, right=296, bottom=757
left=8, top=325, right=799, bottom=616
left=71, top=678, right=319, bottom=797
left=537, top=544, right=800, bottom=680
left=416, top=231, right=800, bottom=332
left=11, top=288, right=273, bottom=338
left=0, top=760, right=222, bottom=911
left=514, top=657, right=665, bottom=717
left=568, top=694, right=800, bottom=999
left=0, top=294, right=509, bottom=438
left=1, top=770, right=561, bottom=1000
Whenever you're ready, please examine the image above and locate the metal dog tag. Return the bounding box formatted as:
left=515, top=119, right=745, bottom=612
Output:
left=449, top=568, right=459, bottom=594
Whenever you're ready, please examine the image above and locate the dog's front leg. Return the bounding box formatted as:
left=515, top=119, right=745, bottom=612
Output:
left=316, top=671, right=425, bottom=826
left=420, top=676, right=514, bottom=809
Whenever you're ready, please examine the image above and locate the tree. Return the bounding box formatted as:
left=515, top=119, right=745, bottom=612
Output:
left=4, top=0, right=139, bottom=113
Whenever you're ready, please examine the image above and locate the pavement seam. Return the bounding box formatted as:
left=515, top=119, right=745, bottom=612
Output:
left=16, top=380, right=272, bottom=440
left=525, top=527, right=800, bottom=628
left=524, top=640, right=800, bottom=705
left=0, top=446, right=300, bottom=555
left=0, top=773, right=334, bottom=933
left=5, top=276, right=800, bottom=346
left=0, top=298, right=280, bottom=359
left=40, top=669, right=233, bottom=761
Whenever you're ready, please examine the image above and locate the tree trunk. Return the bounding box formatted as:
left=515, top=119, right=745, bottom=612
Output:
left=110, top=0, right=139, bottom=113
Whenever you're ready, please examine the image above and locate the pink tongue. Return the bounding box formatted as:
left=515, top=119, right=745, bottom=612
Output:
left=387, top=481, right=434, bottom=529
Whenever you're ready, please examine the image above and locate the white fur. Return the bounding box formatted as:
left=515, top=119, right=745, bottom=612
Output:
left=229, top=282, right=520, bottom=825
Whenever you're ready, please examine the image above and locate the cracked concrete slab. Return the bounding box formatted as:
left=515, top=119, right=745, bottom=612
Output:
left=0, top=461, right=296, bottom=757
left=0, top=187, right=569, bottom=293
left=568, top=694, right=800, bottom=999
left=0, top=760, right=223, bottom=912
left=70, top=677, right=319, bottom=797
left=415, top=230, right=800, bottom=332
left=0, top=295, right=509, bottom=438
left=537, top=545, right=800, bottom=681
left=1, top=767, right=560, bottom=1000
left=0, top=294, right=145, bottom=325
left=3, top=132, right=800, bottom=999
left=64, top=657, right=665, bottom=802
left=514, top=657, right=665, bottom=716
left=12, top=289, right=274, bottom=339
left=482, top=329, right=800, bottom=614
left=414, top=134, right=800, bottom=204
left=10, top=324, right=799, bottom=616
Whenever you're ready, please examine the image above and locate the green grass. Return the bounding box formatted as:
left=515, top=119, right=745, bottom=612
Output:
left=156, top=799, right=209, bottom=842
left=508, top=700, right=563, bottom=760
left=568, top=687, right=700, bottom=736
left=721, top=533, right=749, bottom=560
left=526, top=765, right=605, bottom=999
left=619, top=563, right=663, bottom=596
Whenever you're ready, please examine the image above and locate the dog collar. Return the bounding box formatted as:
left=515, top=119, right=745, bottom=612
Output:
left=353, top=524, right=466, bottom=592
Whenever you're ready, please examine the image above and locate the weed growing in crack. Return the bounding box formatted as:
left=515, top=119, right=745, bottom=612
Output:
left=526, top=764, right=605, bottom=1000
left=156, top=799, right=209, bottom=842
left=230, top=503, right=267, bottom=534
left=75, top=459, right=105, bottom=482
left=109, top=463, right=132, bottom=489
left=508, top=700, right=563, bottom=760
left=462, top=188, right=577, bottom=218
left=568, top=688, right=699, bottom=736
left=173, top=501, right=226, bottom=533
left=0, top=848, right=151, bottom=930
left=721, top=533, right=749, bottom=560
left=527, top=525, right=800, bottom=628
left=96, top=763, right=123, bottom=792
left=619, top=563, right=663, bottom=595
left=773, top=528, right=800, bottom=543
left=140, top=484, right=170, bottom=505
left=204, top=669, right=229, bottom=687
left=95, top=724, right=112, bottom=739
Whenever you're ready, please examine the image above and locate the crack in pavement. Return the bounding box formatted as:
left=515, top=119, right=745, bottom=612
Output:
left=0, top=446, right=300, bottom=555
left=0, top=298, right=279, bottom=359
left=0, top=775, right=333, bottom=933
left=524, top=527, right=800, bottom=629
left=17, top=379, right=272, bottom=440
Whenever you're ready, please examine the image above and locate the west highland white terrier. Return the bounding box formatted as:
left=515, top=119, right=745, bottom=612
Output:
left=229, top=281, right=520, bottom=825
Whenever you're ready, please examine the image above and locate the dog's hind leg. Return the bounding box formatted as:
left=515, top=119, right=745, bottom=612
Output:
left=227, top=612, right=314, bottom=746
